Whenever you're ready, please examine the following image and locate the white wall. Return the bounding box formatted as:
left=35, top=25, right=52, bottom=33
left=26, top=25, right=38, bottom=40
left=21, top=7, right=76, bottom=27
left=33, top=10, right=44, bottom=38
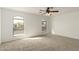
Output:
left=51, top=12, right=79, bottom=39
left=1, top=8, right=50, bottom=42
left=24, top=15, right=50, bottom=37
left=0, top=8, right=1, bottom=43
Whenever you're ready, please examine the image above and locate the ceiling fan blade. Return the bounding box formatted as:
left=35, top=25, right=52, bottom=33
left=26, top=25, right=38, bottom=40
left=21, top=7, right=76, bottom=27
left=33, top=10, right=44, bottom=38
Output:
left=40, top=11, right=46, bottom=13
left=40, top=10, right=45, bottom=11
left=40, top=11, right=46, bottom=14
left=43, top=13, right=46, bottom=14
left=50, top=11, right=59, bottom=12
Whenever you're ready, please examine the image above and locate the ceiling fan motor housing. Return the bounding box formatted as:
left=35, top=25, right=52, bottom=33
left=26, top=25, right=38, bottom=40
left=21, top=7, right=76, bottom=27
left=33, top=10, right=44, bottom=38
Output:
left=46, top=7, right=51, bottom=13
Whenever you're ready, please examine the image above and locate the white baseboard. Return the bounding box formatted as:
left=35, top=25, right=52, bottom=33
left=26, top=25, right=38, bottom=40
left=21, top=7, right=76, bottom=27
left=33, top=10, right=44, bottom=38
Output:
left=52, top=33, right=79, bottom=40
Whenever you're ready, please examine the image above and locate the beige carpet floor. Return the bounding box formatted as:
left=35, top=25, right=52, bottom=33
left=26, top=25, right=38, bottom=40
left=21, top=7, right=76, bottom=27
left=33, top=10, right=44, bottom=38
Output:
left=0, top=35, right=79, bottom=51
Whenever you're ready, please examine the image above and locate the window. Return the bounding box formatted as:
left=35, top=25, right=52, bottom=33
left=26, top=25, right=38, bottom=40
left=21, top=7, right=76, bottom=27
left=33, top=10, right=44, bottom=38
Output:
left=42, top=20, right=47, bottom=32
left=13, top=16, right=24, bottom=35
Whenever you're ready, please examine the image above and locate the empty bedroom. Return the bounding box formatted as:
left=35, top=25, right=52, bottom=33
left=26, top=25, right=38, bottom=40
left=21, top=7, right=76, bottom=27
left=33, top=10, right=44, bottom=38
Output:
left=0, top=7, right=79, bottom=51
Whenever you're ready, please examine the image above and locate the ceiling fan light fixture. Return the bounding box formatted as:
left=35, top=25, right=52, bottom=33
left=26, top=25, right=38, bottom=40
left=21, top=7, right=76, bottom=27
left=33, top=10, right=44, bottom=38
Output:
left=45, top=12, right=53, bottom=16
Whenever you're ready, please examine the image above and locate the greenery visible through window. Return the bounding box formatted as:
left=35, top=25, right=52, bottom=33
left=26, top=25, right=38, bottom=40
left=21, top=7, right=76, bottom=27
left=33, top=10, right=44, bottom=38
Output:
left=13, top=16, right=24, bottom=35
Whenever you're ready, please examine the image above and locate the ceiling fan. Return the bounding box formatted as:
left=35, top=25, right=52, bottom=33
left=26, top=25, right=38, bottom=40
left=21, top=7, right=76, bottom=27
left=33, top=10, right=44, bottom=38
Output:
left=40, top=7, right=59, bottom=16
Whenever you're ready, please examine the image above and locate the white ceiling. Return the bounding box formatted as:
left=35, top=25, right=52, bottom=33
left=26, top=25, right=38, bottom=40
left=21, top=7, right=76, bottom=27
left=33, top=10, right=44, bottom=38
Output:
left=5, top=7, right=79, bottom=15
